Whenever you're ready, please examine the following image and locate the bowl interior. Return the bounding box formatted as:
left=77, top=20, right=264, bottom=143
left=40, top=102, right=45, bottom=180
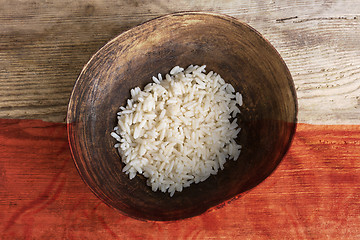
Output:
left=67, top=12, right=297, bottom=221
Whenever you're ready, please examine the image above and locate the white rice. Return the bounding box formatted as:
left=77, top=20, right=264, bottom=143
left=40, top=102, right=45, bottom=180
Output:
left=111, top=65, right=243, bottom=197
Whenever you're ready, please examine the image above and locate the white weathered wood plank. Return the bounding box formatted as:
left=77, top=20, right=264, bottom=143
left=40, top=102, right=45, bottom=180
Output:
left=0, top=0, right=359, bottom=123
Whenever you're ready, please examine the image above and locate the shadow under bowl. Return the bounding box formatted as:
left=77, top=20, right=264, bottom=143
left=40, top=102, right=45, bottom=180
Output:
left=67, top=12, right=298, bottom=221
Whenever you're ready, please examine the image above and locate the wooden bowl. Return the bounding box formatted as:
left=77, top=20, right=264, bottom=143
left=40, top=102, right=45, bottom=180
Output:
left=67, top=12, right=297, bottom=221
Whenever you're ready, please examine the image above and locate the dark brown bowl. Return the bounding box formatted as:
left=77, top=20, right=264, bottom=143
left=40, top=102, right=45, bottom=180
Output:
left=67, top=12, right=297, bottom=221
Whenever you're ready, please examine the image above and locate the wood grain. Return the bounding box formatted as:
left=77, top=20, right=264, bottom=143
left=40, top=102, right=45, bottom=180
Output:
left=1, top=0, right=359, bottom=123
left=1, top=119, right=359, bottom=239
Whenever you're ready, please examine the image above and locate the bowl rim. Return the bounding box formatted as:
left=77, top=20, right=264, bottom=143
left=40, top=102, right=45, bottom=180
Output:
left=66, top=11, right=298, bottom=222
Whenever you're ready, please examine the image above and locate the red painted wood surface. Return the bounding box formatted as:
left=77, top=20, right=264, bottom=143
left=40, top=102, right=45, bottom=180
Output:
left=1, top=119, right=359, bottom=239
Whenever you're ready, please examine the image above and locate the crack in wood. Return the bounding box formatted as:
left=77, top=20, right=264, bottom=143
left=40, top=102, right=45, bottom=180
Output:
left=276, top=16, right=298, bottom=22
left=277, top=16, right=358, bottom=23
left=294, top=16, right=358, bottom=23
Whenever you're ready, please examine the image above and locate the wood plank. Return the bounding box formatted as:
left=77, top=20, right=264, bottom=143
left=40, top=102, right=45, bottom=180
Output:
left=1, top=0, right=360, bottom=123
left=1, top=118, right=359, bottom=239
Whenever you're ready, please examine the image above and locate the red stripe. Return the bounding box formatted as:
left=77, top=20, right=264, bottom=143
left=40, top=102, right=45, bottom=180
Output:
left=0, top=119, right=359, bottom=239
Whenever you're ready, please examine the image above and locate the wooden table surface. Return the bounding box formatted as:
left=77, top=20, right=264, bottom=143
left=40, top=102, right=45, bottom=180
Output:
left=1, top=0, right=360, bottom=239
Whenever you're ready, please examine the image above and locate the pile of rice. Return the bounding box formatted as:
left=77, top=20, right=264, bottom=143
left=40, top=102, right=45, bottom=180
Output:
left=111, top=65, right=243, bottom=197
